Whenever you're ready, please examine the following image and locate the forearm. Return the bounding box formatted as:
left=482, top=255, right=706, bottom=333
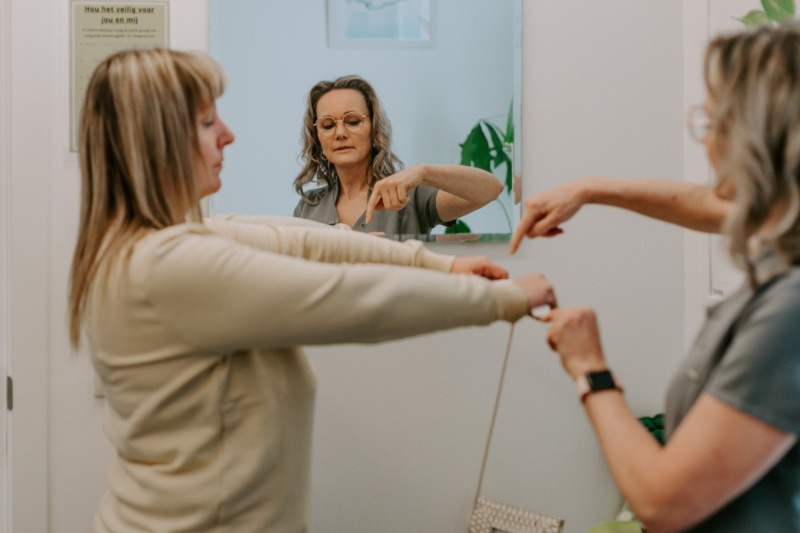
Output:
left=583, top=392, right=674, bottom=523
left=579, top=176, right=729, bottom=233
left=150, top=236, right=528, bottom=350
left=202, top=218, right=454, bottom=271
left=420, top=164, right=503, bottom=204
left=208, top=213, right=335, bottom=229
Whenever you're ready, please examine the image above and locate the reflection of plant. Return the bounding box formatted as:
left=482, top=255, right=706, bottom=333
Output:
left=460, top=101, right=514, bottom=194
left=449, top=101, right=515, bottom=234
left=739, top=0, right=795, bottom=28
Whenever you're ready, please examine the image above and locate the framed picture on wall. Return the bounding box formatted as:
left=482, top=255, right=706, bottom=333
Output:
left=327, top=0, right=433, bottom=48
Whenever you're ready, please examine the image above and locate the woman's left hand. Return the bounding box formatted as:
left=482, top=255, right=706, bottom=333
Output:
left=543, top=307, right=607, bottom=378
left=365, top=167, right=424, bottom=222
left=450, top=255, right=509, bottom=280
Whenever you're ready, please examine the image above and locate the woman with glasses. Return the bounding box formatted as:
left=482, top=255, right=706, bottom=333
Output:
left=293, top=75, right=504, bottom=234
left=69, top=49, right=557, bottom=532
left=513, top=24, right=800, bottom=531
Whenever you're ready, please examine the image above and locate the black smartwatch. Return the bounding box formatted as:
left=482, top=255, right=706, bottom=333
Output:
left=575, top=370, right=622, bottom=403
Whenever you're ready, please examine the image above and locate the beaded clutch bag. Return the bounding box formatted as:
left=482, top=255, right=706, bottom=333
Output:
left=468, top=325, right=564, bottom=533
left=468, top=498, right=564, bottom=533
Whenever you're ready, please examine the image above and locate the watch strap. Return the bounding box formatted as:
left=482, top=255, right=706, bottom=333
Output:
left=575, top=370, right=622, bottom=403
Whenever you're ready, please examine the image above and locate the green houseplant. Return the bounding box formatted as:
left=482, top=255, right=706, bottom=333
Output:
left=448, top=101, right=515, bottom=234
left=740, top=0, right=795, bottom=27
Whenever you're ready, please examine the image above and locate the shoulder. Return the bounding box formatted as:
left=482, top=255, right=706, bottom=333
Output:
left=295, top=185, right=338, bottom=224
left=707, top=268, right=800, bottom=433
left=753, top=268, right=800, bottom=315
left=129, top=223, right=221, bottom=270
left=135, top=222, right=214, bottom=251
left=304, top=186, right=330, bottom=203
left=733, top=269, right=800, bottom=342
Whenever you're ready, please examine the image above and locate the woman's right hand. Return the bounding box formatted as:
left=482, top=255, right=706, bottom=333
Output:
left=512, top=274, right=557, bottom=316
left=509, top=179, right=589, bottom=254
left=543, top=307, right=607, bottom=380
left=365, top=167, right=423, bottom=222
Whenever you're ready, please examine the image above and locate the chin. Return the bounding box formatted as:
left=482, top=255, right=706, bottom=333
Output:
left=332, top=155, right=367, bottom=167
left=200, top=180, right=222, bottom=198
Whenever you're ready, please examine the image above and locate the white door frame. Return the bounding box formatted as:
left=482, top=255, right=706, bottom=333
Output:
left=682, top=0, right=713, bottom=347
left=1, top=0, right=10, bottom=529
left=6, top=0, right=52, bottom=531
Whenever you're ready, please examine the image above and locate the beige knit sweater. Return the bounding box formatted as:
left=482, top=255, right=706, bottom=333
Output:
left=86, top=216, right=528, bottom=532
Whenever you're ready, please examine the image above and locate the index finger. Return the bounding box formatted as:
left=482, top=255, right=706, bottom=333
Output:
left=365, top=189, right=382, bottom=223
left=509, top=208, right=537, bottom=254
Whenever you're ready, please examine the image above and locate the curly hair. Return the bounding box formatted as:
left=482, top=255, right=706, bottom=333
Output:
left=294, top=75, right=403, bottom=203
left=705, top=22, right=800, bottom=284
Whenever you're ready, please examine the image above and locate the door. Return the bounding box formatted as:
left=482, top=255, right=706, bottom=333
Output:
left=1, top=0, right=11, bottom=529
left=4, top=0, right=51, bottom=531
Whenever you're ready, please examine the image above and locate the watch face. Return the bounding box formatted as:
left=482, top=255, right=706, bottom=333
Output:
left=587, top=370, right=615, bottom=390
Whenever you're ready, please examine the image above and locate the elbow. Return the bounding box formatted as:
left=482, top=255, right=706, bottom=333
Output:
left=485, top=177, right=504, bottom=202
left=628, top=490, right=693, bottom=533
left=633, top=505, right=673, bottom=533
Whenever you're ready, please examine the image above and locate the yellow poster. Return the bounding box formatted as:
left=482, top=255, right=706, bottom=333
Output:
left=70, top=1, right=169, bottom=151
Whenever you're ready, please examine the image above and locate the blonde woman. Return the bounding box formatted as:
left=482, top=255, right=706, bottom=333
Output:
left=293, top=75, right=504, bottom=234
left=69, top=49, right=555, bottom=532
left=515, top=24, right=800, bottom=531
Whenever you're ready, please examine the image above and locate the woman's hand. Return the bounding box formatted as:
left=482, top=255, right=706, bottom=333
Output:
left=450, top=256, right=509, bottom=279
left=511, top=274, right=557, bottom=316
left=543, top=307, right=607, bottom=378
left=510, top=180, right=589, bottom=254
left=365, top=167, right=424, bottom=222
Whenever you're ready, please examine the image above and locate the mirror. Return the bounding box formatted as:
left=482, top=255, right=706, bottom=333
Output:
left=208, top=0, right=521, bottom=242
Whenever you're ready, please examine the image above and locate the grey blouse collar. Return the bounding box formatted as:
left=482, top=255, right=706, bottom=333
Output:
left=749, top=238, right=792, bottom=285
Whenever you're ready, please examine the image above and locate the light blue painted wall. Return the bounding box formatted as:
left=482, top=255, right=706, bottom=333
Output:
left=208, top=0, right=516, bottom=234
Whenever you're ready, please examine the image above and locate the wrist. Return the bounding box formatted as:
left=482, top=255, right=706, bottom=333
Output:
left=417, top=164, right=430, bottom=186
left=577, top=176, right=603, bottom=204
left=574, top=369, right=622, bottom=403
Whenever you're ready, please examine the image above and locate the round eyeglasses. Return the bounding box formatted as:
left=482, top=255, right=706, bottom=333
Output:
left=314, top=112, right=369, bottom=137
left=686, top=104, right=712, bottom=143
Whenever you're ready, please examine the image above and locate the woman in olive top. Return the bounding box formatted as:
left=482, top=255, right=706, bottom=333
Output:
left=293, top=75, right=504, bottom=234
left=515, top=23, right=800, bottom=532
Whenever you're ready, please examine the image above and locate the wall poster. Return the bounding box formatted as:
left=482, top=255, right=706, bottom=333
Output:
left=70, top=0, right=169, bottom=151
left=327, top=0, right=433, bottom=48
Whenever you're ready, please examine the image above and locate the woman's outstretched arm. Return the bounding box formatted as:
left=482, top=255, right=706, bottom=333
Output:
left=510, top=177, right=731, bottom=253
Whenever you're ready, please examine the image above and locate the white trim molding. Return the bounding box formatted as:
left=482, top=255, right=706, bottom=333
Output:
left=7, top=0, right=52, bottom=530
left=1, top=0, right=11, bottom=528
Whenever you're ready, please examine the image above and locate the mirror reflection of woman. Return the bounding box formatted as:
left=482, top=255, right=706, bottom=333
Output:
left=293, top=75, right=504, bottom=234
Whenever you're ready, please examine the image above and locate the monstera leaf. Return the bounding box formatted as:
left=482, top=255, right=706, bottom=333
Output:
left=459, top=101, right=514, bottom=194
left=739, top=0, right=795, bottom=27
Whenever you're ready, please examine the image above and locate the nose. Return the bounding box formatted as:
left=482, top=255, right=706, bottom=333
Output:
left=220, top=120, right=235, bottom=146
left=334, top=120, right=349, bottom=138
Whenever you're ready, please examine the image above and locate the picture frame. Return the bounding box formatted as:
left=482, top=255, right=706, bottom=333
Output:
left=326, top=0, right=433, bottom=48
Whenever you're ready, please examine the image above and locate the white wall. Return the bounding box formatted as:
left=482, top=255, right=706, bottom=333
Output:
left=5, top=1, right=685, bottom=532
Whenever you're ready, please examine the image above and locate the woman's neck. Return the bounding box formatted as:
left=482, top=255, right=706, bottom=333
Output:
left=336, top=164, right=372, bottom=199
